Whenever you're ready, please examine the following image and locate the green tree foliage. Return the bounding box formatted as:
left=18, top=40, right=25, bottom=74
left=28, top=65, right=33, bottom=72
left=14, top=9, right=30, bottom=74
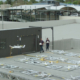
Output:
left=0, top=1, right=3, bottom=5
left=40, top=0, right=43, bottom=2
left=78, top=1, right=80, bottom=4
left=56, top=0, right=64, bottom=2
left=73, top=1, right=78, bottom=4
left=6, top=0, right=12, bottom=4
left=57, top=0, right=80, bottom=4
left=30, top=0, right=38, bottom=3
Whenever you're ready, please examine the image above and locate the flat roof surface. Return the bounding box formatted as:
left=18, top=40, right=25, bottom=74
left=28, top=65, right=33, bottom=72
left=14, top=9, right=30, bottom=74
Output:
left=0, top=21, right=80, bottom=41
left=0, top=49, right=80, bottom=80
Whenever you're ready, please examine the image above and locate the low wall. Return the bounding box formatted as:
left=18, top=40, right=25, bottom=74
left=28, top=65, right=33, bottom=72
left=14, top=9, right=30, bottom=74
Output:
left=0, top=19, right=75, bottom=29
left=54, top=38, right=72, bottom=50
left=26, top=19, right=75, bottom=27
left=49, top=38, right=80, bottom=50
left=59, top=16, right=80, bottom=22
left=75, top=19, right=80, bottom=23
left=72, top=39, right=80, bottom=49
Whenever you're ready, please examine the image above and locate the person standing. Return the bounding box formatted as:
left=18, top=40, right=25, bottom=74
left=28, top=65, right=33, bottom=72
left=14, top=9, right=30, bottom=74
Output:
left=39, top=38, right=44, bottom=53
left=46, top=38, right=50, bottom=51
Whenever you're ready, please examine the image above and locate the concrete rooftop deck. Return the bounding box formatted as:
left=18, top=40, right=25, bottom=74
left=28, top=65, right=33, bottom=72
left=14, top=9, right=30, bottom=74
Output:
left=0, top=49, right=80, bottom=80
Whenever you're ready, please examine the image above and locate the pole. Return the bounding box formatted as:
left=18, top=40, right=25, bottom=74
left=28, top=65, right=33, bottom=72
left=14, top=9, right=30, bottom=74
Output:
left=36, top=35, right=37, bottom=51
left=2, top=11, right=3, bottom=29
left=46, top=11, right=47, bottom=21
left=52, top=27, right=54, bottom=50
left=30, top=6, right=31, bottom=21
left=21, top=6, right=22, bottom=22
left=25, top=0, right=26, bottom=22
left=55, top=3, right=57, bottom=20
left=16, top=0, right=18, bottom=22
left=25, top=5, right=26, bottom=22
left=40, top=12, right=41, bottom=21
left=35, top=6, right=36, bottom=21
left=12, top=9, right=13, bottom=21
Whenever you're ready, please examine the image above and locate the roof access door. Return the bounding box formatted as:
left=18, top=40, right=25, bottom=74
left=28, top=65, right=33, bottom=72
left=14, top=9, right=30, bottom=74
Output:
left=21, top=35, right=37, bottom=53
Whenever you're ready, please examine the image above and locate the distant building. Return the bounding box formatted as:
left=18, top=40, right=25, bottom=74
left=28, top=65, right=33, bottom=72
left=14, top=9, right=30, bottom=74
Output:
left=0, top=4, right=11, bottom=9
left=2, top=5, right=60, bottom=21
left=0, top=1, right=80, bottom=22
left=0, top=4, right=11, bottom=21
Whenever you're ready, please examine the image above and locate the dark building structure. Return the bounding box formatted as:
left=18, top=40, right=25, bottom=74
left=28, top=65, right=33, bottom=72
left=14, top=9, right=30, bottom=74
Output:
left=0, top=27, right=42, bottom=57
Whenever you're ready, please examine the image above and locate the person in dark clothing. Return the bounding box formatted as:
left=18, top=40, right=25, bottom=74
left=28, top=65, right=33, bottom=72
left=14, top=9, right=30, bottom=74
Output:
left=39, top=38, right=44, bottom=53
left=46, top=38, right=50, bottom=51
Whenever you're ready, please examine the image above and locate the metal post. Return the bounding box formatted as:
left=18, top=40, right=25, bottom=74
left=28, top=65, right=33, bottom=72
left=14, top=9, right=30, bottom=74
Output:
left=49, top=11, right=50, bottom=20
left=16, top=1, right=18, bottom=22
left=30, top=6, right=31, bottom=21
left=24, top=0, right=26, bottom=21
left=2, top=11, right=3, bottom=29
left=35, top=6, right=36, bottom=21
left=12, top=9, right=13, bottom=21
left=52, top=27, right=54, bottom=50
left=21, top=10, right=22, bottom=22
left=36, top=35, right=37, bottom=51
left=40, top=12, right=41, bottom=21
left=46, top=11, right=47, bottom=21
left=55, top=6, right=57, bottom=20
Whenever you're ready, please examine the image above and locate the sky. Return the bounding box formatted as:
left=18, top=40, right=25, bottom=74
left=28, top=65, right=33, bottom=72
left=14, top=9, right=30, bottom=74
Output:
left=0, top=0, right=6, bottom=2
left=0, top=0, right=40, bottom=2
left=0, top=0, right=41, bottom=2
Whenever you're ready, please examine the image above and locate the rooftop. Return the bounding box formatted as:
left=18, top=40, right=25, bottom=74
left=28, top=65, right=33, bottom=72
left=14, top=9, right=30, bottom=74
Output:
left=0, top=19, right=80, bottom=80
left=0, top=19, right=80, bottom=41
left=0, top=48, right=80, bottom=80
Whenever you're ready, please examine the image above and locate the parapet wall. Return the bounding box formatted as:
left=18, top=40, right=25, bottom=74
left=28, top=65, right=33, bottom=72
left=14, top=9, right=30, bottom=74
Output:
left=59, top=16, right=80, bottom=23
left=0, top=19, right=75, bottom=29
left=26, top=19, right=75, bottom=27
left=75, top=19, right=80, bottom=23
left=53, top=38, right=80, bottom=50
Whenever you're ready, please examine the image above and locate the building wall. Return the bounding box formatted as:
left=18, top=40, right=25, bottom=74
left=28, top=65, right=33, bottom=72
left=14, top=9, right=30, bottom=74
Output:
left=75, top=19, right=80, bottom=23
left=1, top=4, right=11, bottom=9
left=50, top=38, right=80, bottom=50
left=59, top=16, right=80, bottom=21
left=0, top=19, right=75, bottom=29
left=53, top=38, right=73, bottom=50
left=0, top=27, right=41, bottom=57
left=72, top=39, right=80, bottom=49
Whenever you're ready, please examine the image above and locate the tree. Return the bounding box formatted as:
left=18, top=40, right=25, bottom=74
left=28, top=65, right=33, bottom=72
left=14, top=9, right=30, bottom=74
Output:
left=6, top=0, right=12, bottom=4
left=30, top=0, right=36, bottom=3
left=0, top=1, right=3, bottom=5
left=73, top=1, right=77, bottom=4
left=56, top=0, right=64, bottom=2
left=40, top=0, right=43, bottom=2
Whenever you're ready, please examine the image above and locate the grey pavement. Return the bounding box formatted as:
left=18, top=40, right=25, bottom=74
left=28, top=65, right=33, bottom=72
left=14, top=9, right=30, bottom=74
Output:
left=0, top=49, right=80, bottom=80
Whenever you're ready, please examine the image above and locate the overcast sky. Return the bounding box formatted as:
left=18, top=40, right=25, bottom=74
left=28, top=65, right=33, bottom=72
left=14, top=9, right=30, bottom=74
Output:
left=0, top=0, right=39, bottom=1
left=0, top=0, right=6, bottom=2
